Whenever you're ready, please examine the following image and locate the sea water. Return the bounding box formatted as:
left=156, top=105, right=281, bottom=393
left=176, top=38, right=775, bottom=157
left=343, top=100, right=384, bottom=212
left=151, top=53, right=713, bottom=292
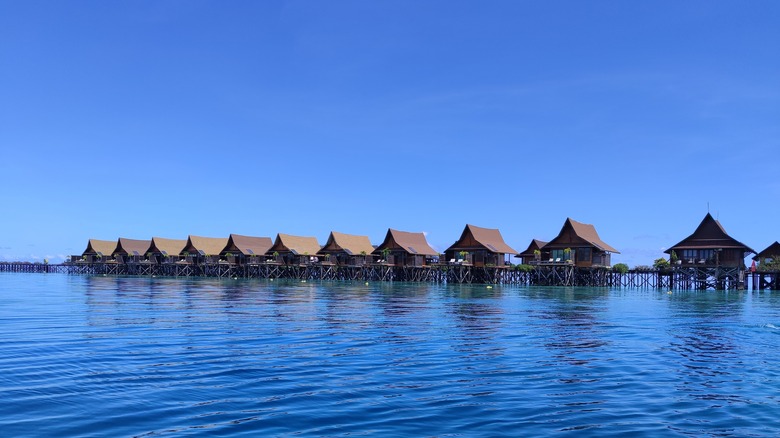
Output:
left=1, top=273, right=779, bottom=437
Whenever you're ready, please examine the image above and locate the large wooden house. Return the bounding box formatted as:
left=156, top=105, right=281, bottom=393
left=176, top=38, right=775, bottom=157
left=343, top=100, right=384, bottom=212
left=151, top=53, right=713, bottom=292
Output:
left=444, top=224, right=518, bottom=267
left=112, top=238, right=152, bottom=263
left=372, top=229, right=439, bottom=267
left=220, top=234, right=273, bottom=265
left=266, top=234, right=322, bottom=265
left=753, top=241, right=780, bottom=267
left=181, top=236, right=229, bottom=265
left=665, top=213, right=754, bottom=268
left=543, top=218, right=619, bottom=267
left=146, top=237, right=187, bottom=264
left=318, top=231, right=376, bottom=266
left=516, top=239, right=549, bottom=265
left=78, top=239, right=117, bottom=263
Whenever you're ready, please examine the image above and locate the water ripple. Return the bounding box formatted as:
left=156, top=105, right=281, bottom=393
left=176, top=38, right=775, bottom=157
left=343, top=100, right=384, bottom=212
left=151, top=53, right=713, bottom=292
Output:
left=2, top=274, right=780, bottom=436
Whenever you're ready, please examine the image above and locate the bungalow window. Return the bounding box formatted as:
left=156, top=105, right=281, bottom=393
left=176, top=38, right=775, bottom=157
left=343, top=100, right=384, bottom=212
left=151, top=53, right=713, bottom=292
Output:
left=578, top=247, right=591, bottom=262
left=551, top=249, right=574, bottom=261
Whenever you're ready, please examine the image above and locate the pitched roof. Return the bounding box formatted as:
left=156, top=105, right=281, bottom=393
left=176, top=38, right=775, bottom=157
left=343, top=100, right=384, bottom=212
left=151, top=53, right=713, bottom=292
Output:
left=82, top=239, right=116, bottom=256
left=223, top=234, right=273, bottom=256
left=445, top=224, right=518, bottom=255
left=183, top=235, right=229, bottom=256
left=268, top=234, right=321, bottom=256
left=754, top=241, right=780, bottom=260
left=544, top=218, right=620, bottom=254
left=373, top=229, right=439, bottom=256
left=666, top=213, right=755, bottom=254
left=114, top=238, right=152, bottom=256
left=148, top=237, right=187, bottom=256
left=517, top=239, right=549, bottom=257
left=319, top=231, right=375, bottom=256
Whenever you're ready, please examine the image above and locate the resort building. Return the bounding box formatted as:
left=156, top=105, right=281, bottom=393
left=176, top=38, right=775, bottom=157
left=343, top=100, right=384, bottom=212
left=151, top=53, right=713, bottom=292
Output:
left=444, top=224, right=518, bottom=267
left=665, top=213, right=755, bottom=268
left=266, top=234, right=322, bottom=265
left=78, top=239, right=117, bottom=263
left=145, top=237, right=187, bottom=264
left=542, top=218, right=619, bottom=267
left=516, top=239, right=549, bottom=265
left=372, top=229, right=439, bottom=267
left=318, top=231, right=376, bottom=266
left=112, top=238, right=152, bottom=263
left=220, top=234, right=273, bottom=266
left=181, top=236, right=230, bottom=265
left=753, top=241, right=780, bottom=266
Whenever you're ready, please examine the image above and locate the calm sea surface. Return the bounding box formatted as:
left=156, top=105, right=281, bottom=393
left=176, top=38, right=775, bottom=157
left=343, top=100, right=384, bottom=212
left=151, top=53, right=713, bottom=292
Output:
left=2, top=273, right=780, bottom=437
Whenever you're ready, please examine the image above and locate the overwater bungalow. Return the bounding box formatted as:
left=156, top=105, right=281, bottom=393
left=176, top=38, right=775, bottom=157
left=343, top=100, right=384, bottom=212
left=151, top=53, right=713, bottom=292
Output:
left=542, top=218, right=619, bottom=268
left=444, top=224, right=518, bottom=267
left=318, top=231, right=376, bottom=266
left=112, top=238, right=152, bottom=263
left=146, top=237, right=187, bottom=264
left=181, top=236, right=229, bottom=265
left=372, top=229, right=439, bottom=267
left=220, top=234, right=273, bottom=265
left=78, top=239, right=117, bottom=263
left=267, top=234, right=322, bottom=265
left=753, top=241, right=780, bottom=267
left=665, top=213, right=755, bottom=268
left=516, top=239, right=549, bottom=265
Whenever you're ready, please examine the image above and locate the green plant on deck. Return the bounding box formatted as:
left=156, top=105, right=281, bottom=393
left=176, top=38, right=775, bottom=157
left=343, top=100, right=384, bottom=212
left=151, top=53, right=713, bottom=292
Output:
left=653, top=258, right=670, bottom=270
left=533, top=249, right=541, bottom=260
left=381, top=248, right=391, bottom=260
left=612, top=263, right=629, bottom=274
left=563, top=248, right=571, bottom=261
left=670, top=250, right=678, bottom=264
left=458, top=250, right=468, bottom=261
left=758, top=256, right=780, bottom=272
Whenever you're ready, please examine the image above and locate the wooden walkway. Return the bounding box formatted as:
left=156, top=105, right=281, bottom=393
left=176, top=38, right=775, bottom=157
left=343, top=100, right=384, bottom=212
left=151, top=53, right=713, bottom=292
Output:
left=1, top=262, right=769, bottom=290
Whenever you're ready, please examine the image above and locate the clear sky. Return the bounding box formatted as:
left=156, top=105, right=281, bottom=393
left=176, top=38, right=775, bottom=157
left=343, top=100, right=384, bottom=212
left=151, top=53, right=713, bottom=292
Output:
left=1, top=1, right=778, bottom=266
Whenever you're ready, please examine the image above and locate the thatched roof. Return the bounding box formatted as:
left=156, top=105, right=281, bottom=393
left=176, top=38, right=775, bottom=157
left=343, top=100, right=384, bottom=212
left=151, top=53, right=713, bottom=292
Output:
left=148, top=237, right=187, bottom=257
left=82, top=239, right=117, bottom=256
left=222, top=234, right=273, bottom=256
left=666, top=213, right=754, bottom=254
left=319, top=231, right=375, bottom=256
left=544, top=218, right=620, bottom=254
left=114, top=238, right=152, bottom=256
left=445, top=224, right=518, bottom=255
left=268, top=234, right=321, bottom=256
left=183, top=235, right=229, bottom=256
left=517, top=239, right=549, bottom=257
left=373, top=229, right=439, bottom=256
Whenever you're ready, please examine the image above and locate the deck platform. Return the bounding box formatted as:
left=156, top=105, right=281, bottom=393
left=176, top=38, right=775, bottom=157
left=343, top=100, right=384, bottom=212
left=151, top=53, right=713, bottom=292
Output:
left=1, top=262, right=767, bottom=290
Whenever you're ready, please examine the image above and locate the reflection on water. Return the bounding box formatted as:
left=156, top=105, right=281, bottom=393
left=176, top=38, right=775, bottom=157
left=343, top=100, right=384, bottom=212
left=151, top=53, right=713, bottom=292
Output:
left=3, top=274, right=780, bottom=436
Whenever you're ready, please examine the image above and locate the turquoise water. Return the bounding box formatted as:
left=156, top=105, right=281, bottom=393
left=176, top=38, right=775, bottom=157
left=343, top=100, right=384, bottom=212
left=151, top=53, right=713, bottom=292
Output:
left=2, top=274, right=780, bottom=437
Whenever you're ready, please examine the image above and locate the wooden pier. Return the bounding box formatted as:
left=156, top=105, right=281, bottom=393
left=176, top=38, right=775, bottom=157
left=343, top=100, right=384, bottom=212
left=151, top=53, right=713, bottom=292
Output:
left=1, top=261, right=771, bottom=290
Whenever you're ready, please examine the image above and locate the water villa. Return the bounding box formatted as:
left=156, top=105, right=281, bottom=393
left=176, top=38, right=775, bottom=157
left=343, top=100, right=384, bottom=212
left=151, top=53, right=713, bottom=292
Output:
left=112, top=238, right=152, bottom=263
left=663, top=213, right=755, bottom=289
left=444, top=224, right=517, bottom=268
left=516, top=239, right=549, bottom=265
left=221, top=234, right=273, bottom=266
left=318, top=231, right=375, bottom=266
left=542, top=218, right=620, bottom=268
left=77, top=239, right=117, bottom=263
left=752, top=241, right=780, bottom=267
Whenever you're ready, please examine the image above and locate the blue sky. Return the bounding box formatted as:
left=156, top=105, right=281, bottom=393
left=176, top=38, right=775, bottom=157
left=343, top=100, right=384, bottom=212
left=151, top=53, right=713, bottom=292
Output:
left=1, top=1, right=778, bottom=266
